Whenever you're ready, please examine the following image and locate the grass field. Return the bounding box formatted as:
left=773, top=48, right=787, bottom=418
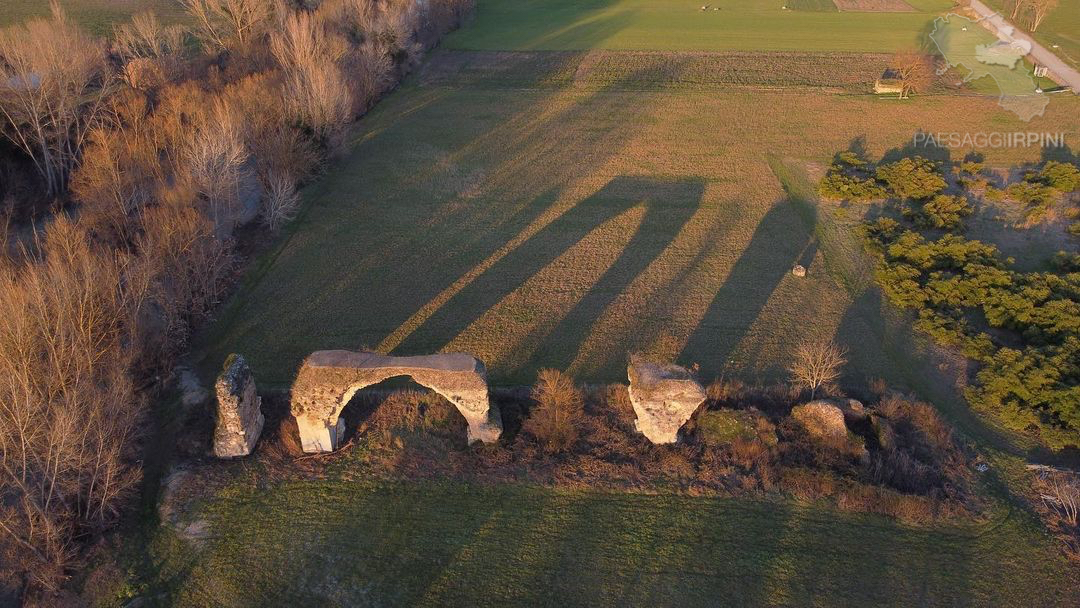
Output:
left=137, top=478, right=1079, bottom=606
left=199, top=56, right=1080, bottom=388
left=444, top=0, right=955, bottom=52
left=0, top=0, right=186, bottom=35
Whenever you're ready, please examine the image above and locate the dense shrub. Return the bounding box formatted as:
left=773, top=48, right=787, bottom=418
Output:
left=906, top=194, right=973, bottom=230
left=875, top=156, right=946, bottom=200
left=1034, top=161, right=1080, bottom=193
left=818, top=172, right=887, bottom=201
left=818, top=152, right=886, bottom=202
left=1006, top=180, right=1059, bottom=224
left=832, top=153, right=1080, bottom=450
left=871, top=396, right=967, bottom=497
left=328, top=377, right=971, bottom=526
left=861, top=210, right=1080, bottom=449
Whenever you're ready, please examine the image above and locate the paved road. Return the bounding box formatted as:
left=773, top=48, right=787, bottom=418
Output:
left=967, top=0, right=1080, bottom=93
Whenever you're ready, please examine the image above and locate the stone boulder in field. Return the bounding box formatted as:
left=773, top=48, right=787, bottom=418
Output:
left=790, top=400, right=849, bottom=441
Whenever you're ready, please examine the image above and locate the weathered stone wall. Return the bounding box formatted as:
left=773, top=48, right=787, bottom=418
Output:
left=626, top=356, right=706, bottom=444
left=213, top=355, right=264, bottom=458
left=290, top=351, right=502, bottom=453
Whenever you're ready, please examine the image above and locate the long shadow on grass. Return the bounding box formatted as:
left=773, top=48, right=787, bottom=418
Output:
left=199, top=56, right=688, bottom=386
left=679, top=199, right=816, bottom=377
left=518, top=177, right=706, bottom=374
left=393, top=176, right=703, bottom=373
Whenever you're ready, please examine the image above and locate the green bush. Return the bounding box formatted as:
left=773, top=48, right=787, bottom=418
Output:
left=957, top=160, right=984, bottom=176
left=906, top=194, right=972, bottom=230
left=834, top=151, right=1080, bottom=450
left=984, top=187, right=1005, bottom=203
left=1035, top=161, right=1080, bottom=193
left=876, top=157, right=946, bottom=201
left=865, top=225, right=1080, bottom=449
left=818, top=152, right=887, bottom=202
left=1006, top=181, right=1059, bottom=223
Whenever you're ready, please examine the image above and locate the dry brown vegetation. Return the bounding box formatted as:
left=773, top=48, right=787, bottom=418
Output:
left=1032, top=467, right=1080, bottom=559
left=226, top=374, right=977, bottom=526
left=0, top=218, right=149, bottom=592
left=0, top=0, right=474, bottom=597
left=0, top=3, right=114, bottom=196
left=522, top=369, right=584, bottom=453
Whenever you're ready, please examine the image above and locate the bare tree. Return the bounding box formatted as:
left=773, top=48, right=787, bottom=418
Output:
left=889, top=52, right=933, bottom=100
left=1008, top=0, right=1032, bottom=18
left=260, top=171, right=301, bottom=230
left=181, top=0, right=274, bottom=51
left=71, top=126, right=160, bottom=239
left=0, top=2, right=114, bottom=195
left=179, top=101, right=254, bottom=234
left=0, top=216, right=149, bottom=591
left=1026, top=0, right=1059, bottom=31
left=136, top=197, right=235, bottom=355
left=789, top=339, right=848, bottom=399
left=271, top=11, right=352, bottom=138
left=113, top=11, right=186, bottom=60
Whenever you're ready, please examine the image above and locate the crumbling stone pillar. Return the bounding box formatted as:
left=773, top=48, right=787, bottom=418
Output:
left=213, top=355, right=264, bottom=458
left=627, top=356, right=706, bottom=444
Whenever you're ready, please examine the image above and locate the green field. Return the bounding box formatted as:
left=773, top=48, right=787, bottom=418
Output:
left=0, top=0, right=186, bottom=35
left=137, top=478, right=1079, bottom=606
left=445, top=0, right=954, bottom=52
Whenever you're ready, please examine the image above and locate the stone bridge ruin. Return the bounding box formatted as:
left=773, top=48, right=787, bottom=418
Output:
left=290, top=350, right=503, bottom=452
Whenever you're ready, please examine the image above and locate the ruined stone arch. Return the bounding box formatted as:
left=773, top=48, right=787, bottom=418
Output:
left=290, top=351, right=502, bottom=452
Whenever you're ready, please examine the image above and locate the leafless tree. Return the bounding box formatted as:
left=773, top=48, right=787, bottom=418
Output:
left=889, top=52, right=933, bottom=100
left=71, top=126, right=160, bottom=239
left=0, top=2, right=114, bottom=195
left=1008, top=0, right=1032, bottom=18
left=0, top=216, right=149, bottom=591
left=113, top=11, right=186, bottom=60
left=260, top=171, right=301, bottom=230
left=271, top=11, right=353, bottom=138
left=1026, top=0, right=1059, bottom=31
left=136, top=197, right=235, bottom=355
left=179, top=101, right=253, bottom=234
left=789, top=339, right=848, bottom=399
left=180, top=0, right=274, bottom=51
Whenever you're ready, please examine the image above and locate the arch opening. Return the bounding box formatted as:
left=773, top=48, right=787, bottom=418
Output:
left=290, top=351, right=502, bottom=453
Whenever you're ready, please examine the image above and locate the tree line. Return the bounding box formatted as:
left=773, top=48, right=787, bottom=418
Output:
left=0, top=0, right=474, bottom=597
